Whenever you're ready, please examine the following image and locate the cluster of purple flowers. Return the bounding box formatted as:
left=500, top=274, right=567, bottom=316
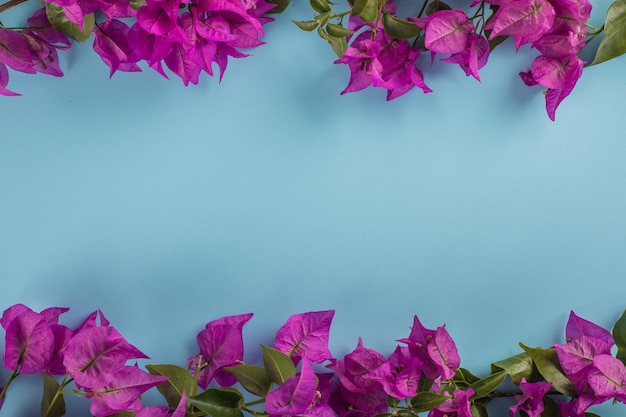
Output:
left=333, top=0, right=591, bottom=120
left=2, top=305, right=626, bottom=417
left=0, top=0, right=275, bottom=94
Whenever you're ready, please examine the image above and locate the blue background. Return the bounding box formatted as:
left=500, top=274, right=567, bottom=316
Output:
left=1, top=0, right=626, bottom=414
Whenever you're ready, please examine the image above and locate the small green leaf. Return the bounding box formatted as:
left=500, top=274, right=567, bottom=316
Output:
left=358, top=0, right=377, bottom=23
left=425, top=0, right=451, bottom=14
left=129, top=0, right=146, bottom=10
left=519, top=343, right=575, bottom=396
left=266, top=0, right=291, bottom=13
left=491, top=352, right=536, bottom=384
left=292, top=20, right=320, bottom=31
left=397, top=410, right=420, bottom=417
left=350, top=0, right=368, bottom=15
left=454, top=368, right=481, bottom=385
left=45, top=3, right=95, bottom=42
left=325, top=23, right=354, bottom=38
left=225, top=364, right=272, bottom=397
left=470, top=402, right=489, bottom=417
left=146, top=364, right=196, bottom=408
left=613, top=309, right=626, bottom=364
left=591, top=0, right=626, bottom=65
left=585, top=413, right=602, bottom=417
left=410, top=392, right=451, bottom=412
left=469, top=371, right=507, bottom=399
left=316, top=26, right=348, bottom=56
left=542, top=396, right=562, bottom=417
left=106, top=412, right=136, bottom=417
left=188, top=388, right=244, bottom=417
left=310, top=0, right=331, bottom=13
left=382, top=12, right=420, bottom=39
left=41, top=373, right=66, bottom=417
left=316, top=11, right=332, bottom=26
left=261, top=344, right=296, bottom=384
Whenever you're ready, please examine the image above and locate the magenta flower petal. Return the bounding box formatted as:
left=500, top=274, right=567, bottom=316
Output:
left=427, top=326, right=460, bottom=380
left=419, top=10, right=473, bottom=54
left=0, top=64, right=20, bottom=96
left=554, top=335, right=612, bottom=376
left=266, top=359, right=317, bottom=415
left=274, top=310, right=334, bottom=364
left=3, top=308, right=54, bottom=373
left=191, top=313, right=253, bottom=389
left=587, top=355, right=626, bottom=397
left=64, top=326, right=149, bottom=388
left=565, top=312, right=614, bottom=345
left=509, top=378, right=552, bottom=417
left=487, top=0, right=555, bottom=48
left=328, top=338, right=386, bottom=395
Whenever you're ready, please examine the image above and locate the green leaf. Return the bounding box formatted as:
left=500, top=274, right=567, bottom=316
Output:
left=519, top=343, right=575, bottom=396
left=357, top=0, right=377, bottom=23
left=325, top=23, right=354, bottom=38
left=310, top=0, right=331, bottom=13
left=397, top=410, right=420, bottom=417
left=225, top=364, right=272, bottom=397
left=266, top=0, right=290, bottom=13
left=292, top=20, right=320, bottom=31
left=129, top=0, right=146, bottom=10
left=425, top=0, right=451, bottom=15
left=585, top=413, right=602, bottom=417
left=542, top=396, right=562, bottom=417
left=469, top=371, right=507, bottom=399
left=318, top=26, right=348, bottom=56
left=106, top=412, right=136, bottom=417
left=41, top=373, right=66, bottom=417
left=454, top=368, right=481, bottom=385
left=613, top=309, right=626, bottom=364
left=591, top=0, right=626, bottom=65
left=188, top=388, right=244, bottom=417
left=261, top=344, right=296, bottom=384
left=470, top=402, right=489, bottom=417
left=146, top=364, right=196, bottom=408
left=45, top=3, right=95, bottom=42
left=410, top=392, right=450, bottom=412
left=315, top=11, right=332, bottom=26
left=350, top=0, right=368, bottom=15
left=491, top=352, right=536, bottom=384
left=382, top=12, right=420, bottom=39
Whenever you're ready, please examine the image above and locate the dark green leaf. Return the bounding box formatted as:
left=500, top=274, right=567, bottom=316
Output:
left=292, top=20, right=320, bottom=31
left=266, top=0, right=290, bottom=13
left=188, top=388, right=244, bottom=417
left=592, top=0, right=626, bottom=64
left=542, top=396, right=562, bottom=417
left=519, top=343, right=575, bottom=396
left=316, top=11, right=332, bottom=26
left=410, top=392, right=450, bottom=412
left=350, top=0, right=368, bottom=15
left=45, top=3, right=95, bottom=42
left=41, top=373, right=66, bottom=417
left=310, top=0, right=331, bottom=13
left=325, top=23, right=354, bottom=38
left=358, top=0, right=377, bottom=22
left=470, top=402, right=489, bottom=417
left=455, top=368, right=481, bottom=385
left=584, top=413, right=602, bottom=417
left=106, top=412, right=136, bottom=417
left=225, top=364, right=271, bottom=397
left=146, top=364, right=196, bottom=408
left=613, top=309, right=626, bottom=364
left=397, top=410, right=419, bottom=417
left=425, top=0, right=451, bottom=15
left=317, top=26, right=348, bottom=56
left=469, top=371, right=507, bottom=399
left=382, top=12, right=420, bottom=38
left=491, top=352, right=536, bottom=384
left=261, top=344, right=296, bottom=384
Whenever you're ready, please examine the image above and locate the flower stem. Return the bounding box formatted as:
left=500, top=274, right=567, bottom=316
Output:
left=0, top=369, right=20, bottom=405
left=0, top=0, right=29, bottom=14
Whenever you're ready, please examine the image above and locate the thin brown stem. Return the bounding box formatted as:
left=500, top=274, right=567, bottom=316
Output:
left=0, top=0, right=29, bottom=14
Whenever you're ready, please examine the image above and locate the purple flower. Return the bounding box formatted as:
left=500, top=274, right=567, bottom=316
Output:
left=509, top=378, right=552, bottom=417
left=327, top=338, right=386, bottom=396
left=266, top=359, right=317, bottom=416
left=486, top=0, right=556, bottom=49
left=93, top=19, right=142, bottom=76
left=190, top=313, right=253, bottom=389
left=428, top=389, right=474, bottom=417
left=365, top=346, right=422, bottom=399
left=441, top=33, right=490, bottom=81
left=565, top=312, right=614, bottom=345
left=274, top=310, right=335, bottom=365
left=411, top=10, right=474, bottom=55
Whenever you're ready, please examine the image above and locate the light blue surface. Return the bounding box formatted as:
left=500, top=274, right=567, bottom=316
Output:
left=1, top=0, right=626, bottom=414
